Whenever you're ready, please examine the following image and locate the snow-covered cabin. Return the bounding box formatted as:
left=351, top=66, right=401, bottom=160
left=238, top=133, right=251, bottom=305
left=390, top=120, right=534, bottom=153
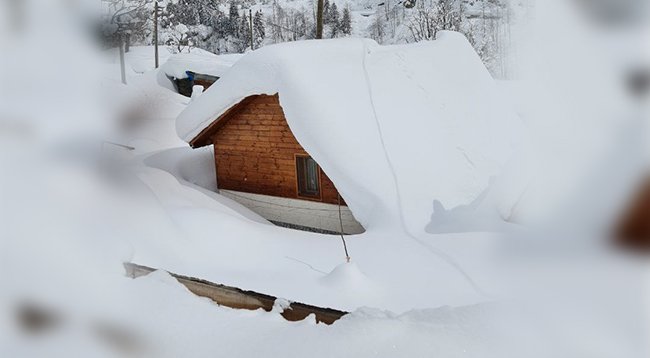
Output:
left=180, top=91, right=366, bottom=234
left=176, top=32, right=523, bottom=235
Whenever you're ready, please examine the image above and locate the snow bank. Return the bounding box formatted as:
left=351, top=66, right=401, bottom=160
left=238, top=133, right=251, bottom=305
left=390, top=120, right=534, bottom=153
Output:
left=176, top=32, right=524, bottom=235
left=161, top=52, right=242, bottom=79
left=118, top=46, right=219, bottom=75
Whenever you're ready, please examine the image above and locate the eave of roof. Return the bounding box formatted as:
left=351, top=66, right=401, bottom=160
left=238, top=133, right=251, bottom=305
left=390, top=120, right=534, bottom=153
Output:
left=188, top=94, right=275, bottom=148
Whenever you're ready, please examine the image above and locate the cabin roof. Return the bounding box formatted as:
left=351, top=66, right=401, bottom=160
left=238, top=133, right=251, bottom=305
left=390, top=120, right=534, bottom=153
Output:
left=176, top=32, right=524, bottom=233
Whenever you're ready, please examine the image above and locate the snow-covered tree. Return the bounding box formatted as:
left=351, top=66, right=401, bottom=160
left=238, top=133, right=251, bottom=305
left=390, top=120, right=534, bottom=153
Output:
left=323, top=0, right=331, bottom=24
left=253, top=10, right=266, bottom=47
left=267, top=2, right=314, bottom=43
left=339, top=6, right=352, bottom=35
left=101, top=0, right=152, bottom=49
left=228, top=1, right=241, bottom=38
left=166, top=0, right=200, bottom=26
left=235, top=12, right=252, bottom=52
left=166, top=23, right=194, bottom=53
left=406, top=0, right=461, bottom=42
left=206, top=11, right=233, bottom=53
left=368, top=15, right=386, bottom=43
left=324, top=1, right=336, bottom=25
left=328, top=3, right=340, bottom=38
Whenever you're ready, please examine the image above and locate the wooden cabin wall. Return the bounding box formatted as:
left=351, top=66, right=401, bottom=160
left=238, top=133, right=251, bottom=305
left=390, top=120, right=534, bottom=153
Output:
left=211, top=95, right=342, bottom=205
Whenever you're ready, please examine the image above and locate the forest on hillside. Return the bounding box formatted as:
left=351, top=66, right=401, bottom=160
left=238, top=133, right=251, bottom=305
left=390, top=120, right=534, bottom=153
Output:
left=101, top=0, right=529, bottom=77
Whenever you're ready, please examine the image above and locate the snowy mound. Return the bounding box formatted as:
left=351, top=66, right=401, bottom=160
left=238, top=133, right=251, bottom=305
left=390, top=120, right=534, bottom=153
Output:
left=176, top=32, right=523, bottom=235
left=161, top=52, right=243, bottom=79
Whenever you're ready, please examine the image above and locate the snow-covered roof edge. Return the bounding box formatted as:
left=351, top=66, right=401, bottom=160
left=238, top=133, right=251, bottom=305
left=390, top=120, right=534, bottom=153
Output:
left=176, top=37, right=376, bottom=143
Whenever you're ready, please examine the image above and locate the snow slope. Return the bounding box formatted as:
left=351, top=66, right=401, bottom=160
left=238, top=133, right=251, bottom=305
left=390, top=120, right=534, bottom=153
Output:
left=177, top=32, right=524, bottom=236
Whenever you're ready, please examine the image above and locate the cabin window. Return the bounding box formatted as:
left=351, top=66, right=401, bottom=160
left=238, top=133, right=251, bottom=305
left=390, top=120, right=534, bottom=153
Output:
left=296, top=155, right=320, bottom=198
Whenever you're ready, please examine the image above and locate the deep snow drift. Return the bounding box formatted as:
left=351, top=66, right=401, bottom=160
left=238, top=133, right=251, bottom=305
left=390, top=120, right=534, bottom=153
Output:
left=177, top=32, right=525, bottom=236
left=2, top=2, right=649, bottom=356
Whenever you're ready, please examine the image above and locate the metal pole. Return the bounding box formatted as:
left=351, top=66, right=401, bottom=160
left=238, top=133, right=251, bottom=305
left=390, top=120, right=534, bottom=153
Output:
left=337, top=193, right=351, bottom=263
left=249, top=9, right=254, bottom=50
left=119, top=39, right=127, bottom=85
left=154, top=1, right=159, bottom=68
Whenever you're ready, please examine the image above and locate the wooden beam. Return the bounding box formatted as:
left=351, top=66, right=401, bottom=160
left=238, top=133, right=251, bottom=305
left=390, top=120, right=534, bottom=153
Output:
left=124, top=262, right=348, bottom=325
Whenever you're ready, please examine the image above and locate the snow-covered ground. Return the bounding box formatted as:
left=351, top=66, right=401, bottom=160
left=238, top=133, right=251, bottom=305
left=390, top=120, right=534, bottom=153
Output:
left=101, top=33, right=513, bottom=314
left=1, top=1, right=649, bottom=357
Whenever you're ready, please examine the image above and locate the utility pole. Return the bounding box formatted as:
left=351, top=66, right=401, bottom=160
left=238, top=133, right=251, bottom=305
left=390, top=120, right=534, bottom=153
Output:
left=125, top=33, right=131, bottom=52
left=316, top=0, right=324, bottom=39
left=119, top=39, right=127, bottom=85
left=154, top=1, right=159, bottom=69
left=249, top=9, right=254, bottom=50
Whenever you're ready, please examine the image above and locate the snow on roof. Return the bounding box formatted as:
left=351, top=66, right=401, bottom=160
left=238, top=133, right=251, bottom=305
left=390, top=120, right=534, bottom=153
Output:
left=120, top=46, right=215, bottom=74
left=161, top=52, right=243, bottom=79
left=176, top=32, right=524, bottom=235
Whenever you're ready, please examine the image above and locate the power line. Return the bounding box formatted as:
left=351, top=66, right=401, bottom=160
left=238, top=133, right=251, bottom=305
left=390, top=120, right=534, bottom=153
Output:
left=260, top=17, right=307, bottom=37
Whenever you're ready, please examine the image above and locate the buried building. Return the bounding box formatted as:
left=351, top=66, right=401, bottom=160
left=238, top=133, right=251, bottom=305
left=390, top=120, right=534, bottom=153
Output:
left=176, top=33, right=524, bottom=235
left=161, top=52, right=243, bottom=97
left=183, top=93, right=365, bottom=234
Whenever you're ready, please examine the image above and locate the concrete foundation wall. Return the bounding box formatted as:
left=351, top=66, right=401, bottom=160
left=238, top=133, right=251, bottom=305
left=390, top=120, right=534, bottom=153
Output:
left=220, top=190, right=365, bottom=235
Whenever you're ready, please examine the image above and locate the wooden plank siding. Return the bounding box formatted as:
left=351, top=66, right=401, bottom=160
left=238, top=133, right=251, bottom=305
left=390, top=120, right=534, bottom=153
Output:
left=209, top=94, right=343, bottom=205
